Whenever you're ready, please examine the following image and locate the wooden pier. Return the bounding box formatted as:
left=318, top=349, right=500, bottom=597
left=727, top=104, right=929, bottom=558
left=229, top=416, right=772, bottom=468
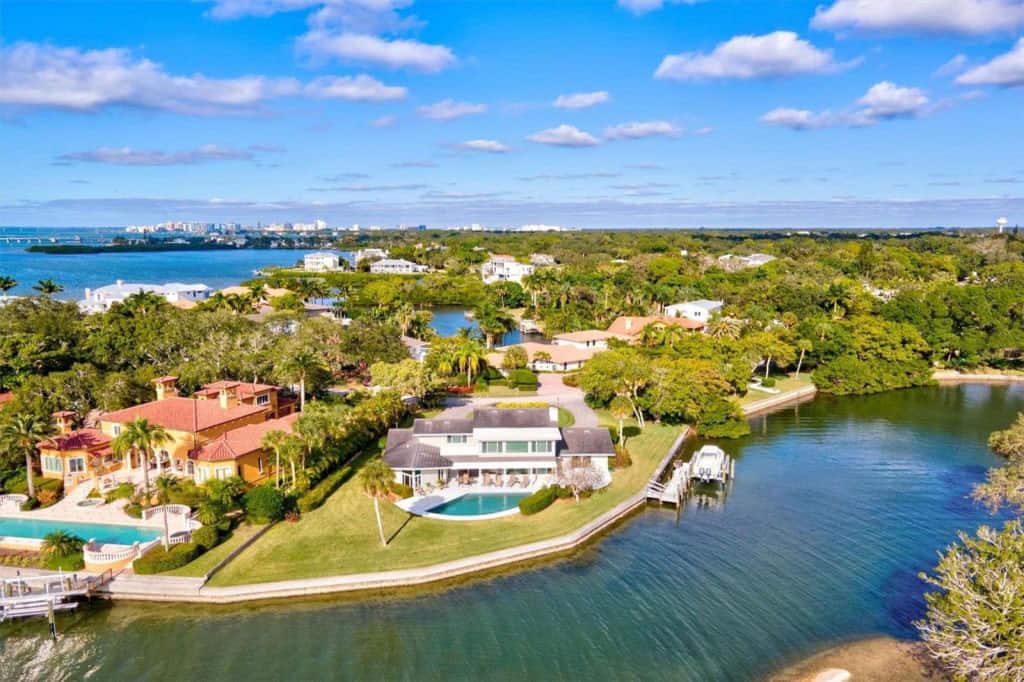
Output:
left=646, top=442, right=735, bottom=507
left=1, top=570, right=114, bottom=630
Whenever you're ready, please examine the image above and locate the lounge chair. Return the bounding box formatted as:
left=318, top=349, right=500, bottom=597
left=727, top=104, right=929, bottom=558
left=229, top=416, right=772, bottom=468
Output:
left=494, top=475, right=503, bottom=487
left=508, top=475, right=519, bottom=488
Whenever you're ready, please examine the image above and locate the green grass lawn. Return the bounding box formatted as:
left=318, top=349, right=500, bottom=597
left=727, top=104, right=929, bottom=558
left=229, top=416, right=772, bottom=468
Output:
left=209, top=416, right=681, bottom=586
left=162, top=522, right=266, bottom=578
left=471, top=385, right=539, bottom=398
left=738, top=373, right=814, bottom=407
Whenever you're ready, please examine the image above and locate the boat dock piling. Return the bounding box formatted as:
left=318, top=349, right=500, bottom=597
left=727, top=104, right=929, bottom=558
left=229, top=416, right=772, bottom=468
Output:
left=646, top=443, right=734, bottom=507
left=0, top=570, right=114, bottom=633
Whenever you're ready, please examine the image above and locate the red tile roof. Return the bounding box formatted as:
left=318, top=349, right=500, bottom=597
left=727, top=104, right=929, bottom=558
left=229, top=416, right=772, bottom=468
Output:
left=190, top=413, right=299, bottom=462
left=196, top=380, right=277, bottom=398
left=38, top=428, right=111, bottom=452
left=102, top=397, right=268, bottom=433
left=0, top=392, right=12, bottom=406
left=606, top=315, right=704, bottom=337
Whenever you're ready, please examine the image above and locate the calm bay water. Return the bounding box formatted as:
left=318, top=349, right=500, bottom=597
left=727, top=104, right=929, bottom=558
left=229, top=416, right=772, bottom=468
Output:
left=0, top=384, right=1017, bottom=681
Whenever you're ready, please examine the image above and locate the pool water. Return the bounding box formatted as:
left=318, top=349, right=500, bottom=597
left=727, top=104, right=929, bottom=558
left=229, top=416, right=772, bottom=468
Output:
left=0, top=517, right=161, bottom=545
left=427, top=493, right=529, bottom=516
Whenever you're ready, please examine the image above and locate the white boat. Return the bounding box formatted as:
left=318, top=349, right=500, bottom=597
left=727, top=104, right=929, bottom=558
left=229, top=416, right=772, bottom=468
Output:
left=687, top=445, right=732, bottom=484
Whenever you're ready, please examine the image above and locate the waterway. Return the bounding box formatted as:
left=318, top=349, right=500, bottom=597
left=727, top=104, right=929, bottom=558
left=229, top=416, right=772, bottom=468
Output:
left=0, top=384, right=1017, bottom=680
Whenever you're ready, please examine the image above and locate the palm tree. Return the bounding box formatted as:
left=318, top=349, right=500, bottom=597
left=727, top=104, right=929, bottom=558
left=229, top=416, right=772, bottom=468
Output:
left=41, top=530, right=84, bottom=559
left=154, top=474, right=177, bottom=549
left=795, top=338, right=813, bottom=377
left=0, top=415, right=54, bottom=499
left=276, top=350, right=324, bottom=411
left=119, top=291, right=166, bottom=316
left=33, top=279, right=64, bottom=296
left=111, top=417, right=171, bottom=504
left=610, top=395, right=633, bottom=445
left=474, top=304, right=515, bottom=349
left=707, top=317, right=742, bottom=341
left=0, top=275, right=17, bottom=299
left=455, top=338, right=486, bottom=386
left=261, top=429, right=292, bottom=488
left=360, top=460, right=394, bottom=547
left=391, top=302, right=417, bottom=336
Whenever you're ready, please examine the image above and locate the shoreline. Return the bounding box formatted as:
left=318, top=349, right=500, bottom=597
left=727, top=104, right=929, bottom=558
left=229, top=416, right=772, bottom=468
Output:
left=765, top=636, right=941, bottom=681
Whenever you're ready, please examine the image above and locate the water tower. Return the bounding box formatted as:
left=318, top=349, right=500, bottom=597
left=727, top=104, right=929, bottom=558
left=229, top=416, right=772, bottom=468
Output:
left=997, top=217, right=1008, bottom=234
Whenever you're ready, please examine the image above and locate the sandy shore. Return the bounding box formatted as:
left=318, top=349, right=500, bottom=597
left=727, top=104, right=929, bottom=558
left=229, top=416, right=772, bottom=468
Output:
left=766, top=637, right=944, bottom=682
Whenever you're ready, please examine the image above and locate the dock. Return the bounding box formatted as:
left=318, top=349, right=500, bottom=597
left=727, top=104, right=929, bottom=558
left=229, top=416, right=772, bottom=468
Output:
left=1, top=570, right=114, bottom=629
left=646, top=443, right=735, bottom=507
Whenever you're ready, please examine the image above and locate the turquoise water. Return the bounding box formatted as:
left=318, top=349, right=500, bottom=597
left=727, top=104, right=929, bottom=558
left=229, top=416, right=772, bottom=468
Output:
left=0, top=383, right=1017, bottom=680
left=428, top=492, right=529, bottom=516
left=0, top=517, right=160, bottom=545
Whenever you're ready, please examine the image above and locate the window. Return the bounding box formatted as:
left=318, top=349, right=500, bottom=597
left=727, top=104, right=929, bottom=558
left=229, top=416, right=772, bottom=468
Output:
left=256, top=394, right=270, bottom=406
left=216, top=466, right=233, bottom=480
left=532, top=441, right=553, bottom=453
left=482, top=442, right=502, bottom=454
left=68, top=458, right=85, bottom=473
left=446, top=435, right=467, bottom=444
left=42, top=456, right=63, bottom=472
left=505, top=441, right=530, bottom=454
left=257, top=457, right=264, bottom=474
left=111, top=424, right=121, bottom=436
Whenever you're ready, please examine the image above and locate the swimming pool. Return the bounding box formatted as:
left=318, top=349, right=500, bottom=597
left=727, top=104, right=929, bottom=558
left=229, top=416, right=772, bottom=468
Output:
left=0, top=517, right=161, bottom=545
left=427, top=493, right=529, bottom=517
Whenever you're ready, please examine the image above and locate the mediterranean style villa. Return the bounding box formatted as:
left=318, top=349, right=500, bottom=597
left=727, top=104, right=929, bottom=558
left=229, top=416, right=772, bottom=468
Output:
left=382, top=406, right=614, bottom=490
left=37, top=377, right=298, bottom=490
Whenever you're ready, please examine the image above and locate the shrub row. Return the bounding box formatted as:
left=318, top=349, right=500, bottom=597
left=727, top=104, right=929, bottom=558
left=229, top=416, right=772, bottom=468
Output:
left=507, top=368, right=539, bottom=390
left=518, top=486, right=558, bottom=515
left=298, top=463, right=357, bottom=512
left=388, top=481, right=413, bottom=499
left=133, top=542, right=200, bottom=575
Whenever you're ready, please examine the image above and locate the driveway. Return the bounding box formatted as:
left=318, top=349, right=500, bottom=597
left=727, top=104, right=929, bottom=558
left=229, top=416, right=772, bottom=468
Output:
left=439, top=373, right=599, bottom=427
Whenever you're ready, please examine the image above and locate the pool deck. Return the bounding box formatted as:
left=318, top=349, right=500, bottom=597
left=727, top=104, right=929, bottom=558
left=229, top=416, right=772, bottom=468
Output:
left=398, top=482, right=549, bottom=521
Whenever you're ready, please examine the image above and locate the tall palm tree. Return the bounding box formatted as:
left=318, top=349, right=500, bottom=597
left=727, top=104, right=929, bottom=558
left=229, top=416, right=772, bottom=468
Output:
left=33, top=279, right=64, bottom=296
left=707, top=317, right=742, bottom=341
left=455, top=338, right=486, bottom=386
left=261, top=429, right=292, bottom=488
left=795, top=338, right=813, bottom=376
left=154, top=474, right=177, bottom=549
left=0, top=415, right=54, bottom=499
left=276, top=350, right=324, bottom=411
left=119, top=291, right=167, bottom=316
left=360, top=460, right=394, bottom=547
left=391, top=302, right=417, bottom=336
left=111, top=417, right=171, bottom=504
left=474, top=304, right=515, bottom=349
left=610, top=396, right=633, bottom=445
left=0, top=275, right=17, bottom=298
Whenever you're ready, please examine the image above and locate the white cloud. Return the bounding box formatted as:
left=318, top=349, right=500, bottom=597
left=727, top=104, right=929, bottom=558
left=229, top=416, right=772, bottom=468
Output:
left=553, top=90, right=610, bottom=109
left=207, top=0, right=325, bottom=19
left=934, top=54, right=968, bottom=77
left=418, top=99, right=487, bottom=121
left=370, top=114, right=397, bottom=127
left=617, top=0, right=699, bottom=15
left=956, top=38, right=1024, bottom=86
left=694, top=126, right=714, bottom=135
left=812, top=0, right=1024, bottom=35
left=298, top=31, right=454, bottom=72
left=456, top=139, right=509, bottom=153
left=761, top=81, right=931, bottom=130
left=603, top=120, right=681, bottom=139
left=654, top=31, right=853, bottom=81
left=527, top=124, right=600, bottom=147
left=304, top=74, right=406, bottom=100
left=56, top=145, right=254, bottom=166
left=0, top=42, right=300, bottom=115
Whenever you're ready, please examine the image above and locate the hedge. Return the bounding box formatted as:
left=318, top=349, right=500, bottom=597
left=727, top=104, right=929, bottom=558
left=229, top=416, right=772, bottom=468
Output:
left=190, top=525, right=220, bottom=551
left=298, top=463, right=357, bottom=512
left=518, top=486, right=558, bottom=515
left=388, top=481, right=413, bottom=499
left=133, top=542, right=200, bottom=575
left=508, top=368, right=539, bottom=389
left=244, top=485, right=285, bottom=524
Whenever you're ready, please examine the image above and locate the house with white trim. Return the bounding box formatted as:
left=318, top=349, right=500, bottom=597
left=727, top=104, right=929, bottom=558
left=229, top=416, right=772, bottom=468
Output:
left=664, top=300, right=723, bottom=323
left=481, top=254, right=535, bottom=284
left=79, top=280, right=211, bottom=313
left=552, top=330, right=617, bottom=350
left=382, top=407, right=613, bottom=489
left=303, top=252, right=341, bottom=272
left=370, top=258, right=428, bottom=274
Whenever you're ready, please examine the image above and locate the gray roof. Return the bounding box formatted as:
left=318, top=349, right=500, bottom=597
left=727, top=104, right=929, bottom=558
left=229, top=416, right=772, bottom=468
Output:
left=559, top=427, right=615, bottom=456
left=385, top=428, right=414, bottom=450
left=472, top=408, right=553, bottom=429
left=412, top=417, right=473, bottom=435
left=688, top=299, right=723, bottom=310
left=383, top=439, right=452, bottom=470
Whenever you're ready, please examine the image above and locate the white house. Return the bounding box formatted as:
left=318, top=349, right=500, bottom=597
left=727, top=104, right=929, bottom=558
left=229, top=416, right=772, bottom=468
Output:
left=718, top=253, right=776, bottom=269
left=401, top=335, right=430, bottom=362
left=303, top=252, right=341, bottom=272
left=370, top=258, right=428, bottom=274
left=487, top=342, right=599, bottom=372
left=664, top=300, right=723, bottom=323
left=530, top=253, right=557, bottom=267
left=79, top=280, right=210, bottom=313
left=382, top=407, right=613, bottom=489
left=552, top=330, right=617, bottom=350
left=481, top=254, right=535, bottom=284
left=355, top=247, right=389, bottom=263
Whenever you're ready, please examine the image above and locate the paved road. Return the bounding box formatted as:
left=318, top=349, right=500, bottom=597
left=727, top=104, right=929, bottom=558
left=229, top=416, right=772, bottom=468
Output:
left=439, top=374, right=599, bottom=427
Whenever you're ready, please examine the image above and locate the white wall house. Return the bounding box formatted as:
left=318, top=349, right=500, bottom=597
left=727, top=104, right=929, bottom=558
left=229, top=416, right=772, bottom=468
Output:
left=303, top=252, right=341, bottom=272
left=664, top=300, right=723, bottom=323
left=370, top=258, right=428, bottom=274
left=79, top=280, right=210, bottom=313
left=481, top=255, right=535, bottom=284
left=382, top=407, right=613, bottom=489
left=355, top=248, right=389, bottom=263
left=718, top=253, right=776, bottom=269
left=552, top=330, right=616, bottom=350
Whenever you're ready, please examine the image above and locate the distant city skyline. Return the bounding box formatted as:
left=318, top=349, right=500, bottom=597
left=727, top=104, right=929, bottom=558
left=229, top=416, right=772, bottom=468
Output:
left=2, top=0, right=1023, bottom=228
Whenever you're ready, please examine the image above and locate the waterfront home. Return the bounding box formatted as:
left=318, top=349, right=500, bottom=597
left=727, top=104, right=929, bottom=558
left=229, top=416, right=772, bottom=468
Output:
left=355, top=247, right=389, bottom=263
left=303, top=252, right=342, bottom=272
left=402, top=335, right=430, bottom=362
left=370, top=258, right=428, bottom=274
left=188, top=412, right=299, bottom=483
left=382, top=407, right=614, bottom=489
left=79, top=280, right=211, bottom=313
left=95, top=377, right=292, bottom=481
left=37, top=411, right=118, bottom=490
left=481, top=254, right=535, bottom=284
left=664, top=300, right=723, bottom=324
left=487, top=341, right=598, bottom=372
left=552, top=330, right=617, bottom=350
left=606, top=315, right=705, bottom=340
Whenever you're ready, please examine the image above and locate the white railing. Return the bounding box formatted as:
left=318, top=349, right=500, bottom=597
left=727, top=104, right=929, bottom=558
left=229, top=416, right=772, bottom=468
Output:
left=83, top=539, right=153, bottom=564
left=0, top=494, right=28, bottom=510
left=168, top=531, right=192, bottom=546
left=142, top=504, right=191, bottom=520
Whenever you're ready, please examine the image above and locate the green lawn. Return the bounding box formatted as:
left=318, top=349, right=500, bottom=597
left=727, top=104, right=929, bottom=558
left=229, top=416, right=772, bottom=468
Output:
left=209, top=416, right=681, bottom=586
left=738, top=373, right=814, bottom=407
left=162, top=522, right=266, bottom=578
left=471, top=385, right=538, bottom=398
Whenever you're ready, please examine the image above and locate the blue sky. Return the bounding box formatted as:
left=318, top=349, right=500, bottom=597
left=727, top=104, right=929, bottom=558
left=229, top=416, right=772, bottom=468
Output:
left=2, top=0, right=1023, bottom=228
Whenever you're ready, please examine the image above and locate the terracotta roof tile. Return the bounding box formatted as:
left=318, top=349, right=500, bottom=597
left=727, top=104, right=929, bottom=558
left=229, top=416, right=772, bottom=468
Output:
left=189, top=413, right=299, bottom=462
left=38, top=428, right=111, bottom=452
left=102, top=397, right=268, bottom=433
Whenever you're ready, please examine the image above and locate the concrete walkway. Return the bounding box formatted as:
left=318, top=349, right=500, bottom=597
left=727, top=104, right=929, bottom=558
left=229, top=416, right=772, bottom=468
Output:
left=439, top=374, right=599, bottom=427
